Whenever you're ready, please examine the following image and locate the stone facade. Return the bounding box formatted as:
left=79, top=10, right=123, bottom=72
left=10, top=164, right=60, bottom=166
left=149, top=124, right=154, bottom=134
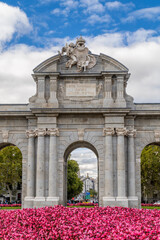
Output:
left=0, top=38, right=159, bottom=208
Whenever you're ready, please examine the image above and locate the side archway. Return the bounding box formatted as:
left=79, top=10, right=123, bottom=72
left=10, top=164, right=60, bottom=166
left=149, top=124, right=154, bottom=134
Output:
left=0, top=142, right=22, bottom=204
left=141, top=142, right=160, bottom=203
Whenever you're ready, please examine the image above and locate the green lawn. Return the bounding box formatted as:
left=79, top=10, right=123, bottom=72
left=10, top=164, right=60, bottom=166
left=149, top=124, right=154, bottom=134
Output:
left=141, top=206, right=160, bottom=210
left=67, top=206, right=95, bottom=208
left=0, top=207, right=21, bottom=210
left=1, top=206, right=160, bottom=210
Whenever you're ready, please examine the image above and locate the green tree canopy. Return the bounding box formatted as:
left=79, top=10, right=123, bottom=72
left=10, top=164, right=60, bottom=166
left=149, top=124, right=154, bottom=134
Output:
left=0, top=146, right=22, bottom=202
left=67, top=159, right=83, bottom=200
left=141, top=145, right=160, bottom=201
left=89, top=189, right=97, bottom=198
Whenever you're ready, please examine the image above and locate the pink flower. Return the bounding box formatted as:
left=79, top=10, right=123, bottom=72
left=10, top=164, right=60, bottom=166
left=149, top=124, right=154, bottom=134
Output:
left=0, top=205, right=159, bottom=239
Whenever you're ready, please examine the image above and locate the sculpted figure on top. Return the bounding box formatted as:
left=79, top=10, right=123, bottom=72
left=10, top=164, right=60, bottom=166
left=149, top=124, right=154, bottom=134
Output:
left=59, top=36, right=96, bottom=72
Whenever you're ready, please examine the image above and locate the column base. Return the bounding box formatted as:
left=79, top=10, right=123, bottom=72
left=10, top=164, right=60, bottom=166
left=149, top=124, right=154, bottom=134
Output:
left=102, top=197, right=116, bottom=207
left=24, top=196, right=34, bottom=208
left=33, top=197, right=46, bottom=208
left=116, top=197, right=128, bottom=207
left=128, top=196, right=139, bottom=208
left=46, top=197, right=59, bottom=206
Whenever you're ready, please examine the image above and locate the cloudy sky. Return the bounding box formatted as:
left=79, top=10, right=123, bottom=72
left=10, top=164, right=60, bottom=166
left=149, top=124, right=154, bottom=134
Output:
left=0, top=0, right=160, bottom=178
left=0, top=0, right=160, bottom=103
left=71, top=148, right=97, bottom=178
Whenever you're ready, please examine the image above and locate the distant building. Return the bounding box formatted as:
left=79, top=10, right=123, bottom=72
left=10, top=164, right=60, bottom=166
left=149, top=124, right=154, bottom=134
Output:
left=80, top=173, right=97, bottom=194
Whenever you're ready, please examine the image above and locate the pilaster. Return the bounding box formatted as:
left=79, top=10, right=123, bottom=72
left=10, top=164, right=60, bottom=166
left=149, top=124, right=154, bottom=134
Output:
left=48, top=76, right=58, bottom=107
left=35, top=76, right=46, bottom=103
left=103, top=76, right=114, bottom=107
left=116, top=76, right=126, bottom=107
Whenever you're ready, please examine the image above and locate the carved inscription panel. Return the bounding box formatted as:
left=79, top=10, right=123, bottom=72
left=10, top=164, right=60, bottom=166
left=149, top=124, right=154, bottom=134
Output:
left=66, top=83, right=96, bottom=97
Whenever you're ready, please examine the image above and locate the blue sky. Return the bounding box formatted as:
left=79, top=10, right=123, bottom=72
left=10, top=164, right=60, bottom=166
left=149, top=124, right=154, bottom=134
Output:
left=0, top=0, right=160, bottom=103
left=1, top=0, right=160, bottom=48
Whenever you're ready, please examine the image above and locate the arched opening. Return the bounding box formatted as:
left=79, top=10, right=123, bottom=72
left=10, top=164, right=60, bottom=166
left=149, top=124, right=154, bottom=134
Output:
left=141, top=142, right=160, bottom=204
left=0, top=143, right=22, bottom=204
left=64, top=141, right=99, bottom=206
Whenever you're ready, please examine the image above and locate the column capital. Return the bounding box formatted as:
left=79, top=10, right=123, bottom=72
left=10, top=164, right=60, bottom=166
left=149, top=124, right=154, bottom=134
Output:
left=103, top=127, right=115, bottom=136
left=116, top=128, right=127, bottom=136
left=47, top=128, right=59, bottom=136
left=26, top=129, right=36, bottom=138
left=127, top=129, right=136, bottom=137
left=35, top=128, right=46, bottom=137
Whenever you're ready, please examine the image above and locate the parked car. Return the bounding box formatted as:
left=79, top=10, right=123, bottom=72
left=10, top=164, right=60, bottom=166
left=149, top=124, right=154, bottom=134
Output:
left=153, top=201, right=160, bottom=205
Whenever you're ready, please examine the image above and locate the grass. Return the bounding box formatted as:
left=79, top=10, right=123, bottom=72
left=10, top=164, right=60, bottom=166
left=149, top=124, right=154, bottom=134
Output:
left=67, top=206, right=95, bottom=208
left=1, top=206, right=160, bottom=210
left=141, top=206, right=160, bottom=210
left=0, top=207, right=21, bottom=210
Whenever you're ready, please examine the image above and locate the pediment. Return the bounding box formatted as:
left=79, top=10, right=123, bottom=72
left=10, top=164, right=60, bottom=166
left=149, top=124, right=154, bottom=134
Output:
left=33, top=53, right=128, bottom=74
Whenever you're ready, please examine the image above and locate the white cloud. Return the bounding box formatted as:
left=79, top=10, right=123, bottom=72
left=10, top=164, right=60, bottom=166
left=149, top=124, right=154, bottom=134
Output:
left=51, top=0, right=78, bottom=16
left=0, top=29, right=160, bottom=105
left=0, top=44, right=58, bottom=103
left=106, top=1, right=134, bottom=10
left=124, top=6, right=160, bottom=22
left=0, top=2, right=32, bottom=47
left=86, top=31, right=160, bottom=102
left=126, top=29, right=156, bottom=45
left=87, top=14, right=111, bottom=25
left=61, top=0, right=78, bottom=8
left=71, top=148, right=97, bottom=178
left=80, top=0, right=104, bottom=13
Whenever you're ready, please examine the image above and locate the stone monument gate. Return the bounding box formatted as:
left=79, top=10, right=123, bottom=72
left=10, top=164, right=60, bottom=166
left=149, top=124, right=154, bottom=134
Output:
left=0, top=37, right=160, bottom=208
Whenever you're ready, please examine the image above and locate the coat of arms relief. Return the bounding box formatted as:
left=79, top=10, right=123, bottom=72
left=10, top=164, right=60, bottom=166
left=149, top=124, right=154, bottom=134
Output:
left=59, top=36, right=96, bottom=72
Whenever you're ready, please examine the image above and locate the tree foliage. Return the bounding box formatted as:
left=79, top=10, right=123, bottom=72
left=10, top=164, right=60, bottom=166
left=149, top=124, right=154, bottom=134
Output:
left=67, top=159, right=83, bottom=200
left=141, top=145, right=160, bottom=200
left=89, top=189, right=97, bottom=198
left=0, top=146, right=22, bottom=202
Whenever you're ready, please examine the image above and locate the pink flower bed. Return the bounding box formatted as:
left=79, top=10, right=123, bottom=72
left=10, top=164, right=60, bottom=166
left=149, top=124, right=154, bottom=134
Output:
left=0, top=205, right=160, bottom=239
left=0, top=204, right=21, bottom=207
left=141, top=204, right=160, bottom=207
left=67, top=202, right=98, bottom=206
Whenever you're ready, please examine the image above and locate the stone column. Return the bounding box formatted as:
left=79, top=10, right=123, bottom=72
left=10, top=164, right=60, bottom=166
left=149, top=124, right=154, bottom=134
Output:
left=127, top=130, right=138, bottom=207
left=46, top=128, right=59, bottom=204
left=48, top=76, right=58, bottom=107
left=103, top=76, right=113, bottom=107
left=26, top=130, right=35, bottom=198
left=24, top=130, right=36, bottom=207
left=35, top=128, right=46, bottom=201
left=103, top=128, right=115, bottom=198
left=116, top=76, right=126, bottom=107
left=116, top=128, right=128, bottom=206
left=127, top=130, right=136, bottom=197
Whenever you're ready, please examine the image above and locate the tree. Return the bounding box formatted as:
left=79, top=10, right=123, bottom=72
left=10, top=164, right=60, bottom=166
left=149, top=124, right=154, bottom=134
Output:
left=67, top=159, right=83, bottom=200
left=0, top=146, right=22, bottom=202
left=89, top=189, right=97, bottom=198
left=141, top=145, right=160, bottom=202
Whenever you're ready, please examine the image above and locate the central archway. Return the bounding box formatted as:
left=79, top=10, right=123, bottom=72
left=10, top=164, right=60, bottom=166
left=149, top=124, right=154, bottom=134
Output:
left=63, top=141, right=99, bottom=205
